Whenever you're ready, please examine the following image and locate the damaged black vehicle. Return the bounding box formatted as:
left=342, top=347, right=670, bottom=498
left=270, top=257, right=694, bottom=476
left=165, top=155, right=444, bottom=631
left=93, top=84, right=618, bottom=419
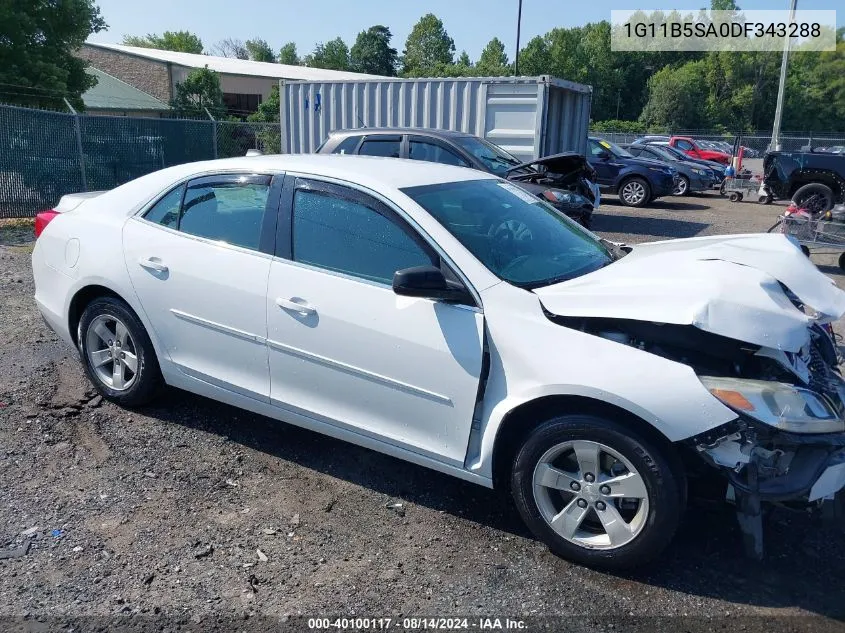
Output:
left=317, top=127, right=599, bottom=227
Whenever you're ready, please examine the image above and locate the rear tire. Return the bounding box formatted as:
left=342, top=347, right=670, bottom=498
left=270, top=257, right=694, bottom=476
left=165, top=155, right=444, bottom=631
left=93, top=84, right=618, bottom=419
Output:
left=510, top=414, right=683, bottom=570
left=78, top=297, right=162, bottom=407
left=792, top=183, right=835, bottom=213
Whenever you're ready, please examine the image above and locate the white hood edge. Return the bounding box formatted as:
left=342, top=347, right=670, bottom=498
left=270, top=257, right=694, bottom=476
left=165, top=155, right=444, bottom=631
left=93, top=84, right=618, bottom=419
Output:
left=535, top=234, right=845, bottom=353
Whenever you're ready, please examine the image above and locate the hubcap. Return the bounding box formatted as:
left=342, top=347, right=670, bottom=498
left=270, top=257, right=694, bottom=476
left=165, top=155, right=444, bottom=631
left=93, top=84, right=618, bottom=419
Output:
left=85, top=315, right=138, bottom=391
left=674, top=178, right=688, bottom=195
left=532, top=440, right=649, bottom=550
left=621, top=181, right=646, bottom=205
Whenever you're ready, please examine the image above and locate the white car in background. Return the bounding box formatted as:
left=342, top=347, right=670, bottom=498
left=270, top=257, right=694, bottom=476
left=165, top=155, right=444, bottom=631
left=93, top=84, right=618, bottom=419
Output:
left=32, top=155, right=845, bottom=568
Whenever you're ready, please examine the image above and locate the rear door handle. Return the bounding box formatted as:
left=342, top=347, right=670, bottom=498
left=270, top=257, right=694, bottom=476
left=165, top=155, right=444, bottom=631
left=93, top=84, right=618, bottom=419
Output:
left=138, top=257, right=168, bottom=273
left=276, top=297, right=316, bottom=316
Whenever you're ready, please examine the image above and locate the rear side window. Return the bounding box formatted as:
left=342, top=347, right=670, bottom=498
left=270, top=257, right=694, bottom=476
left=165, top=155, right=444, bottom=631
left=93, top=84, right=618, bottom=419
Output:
left=359, top=137, right=401, bottom=158
left=331, top=135, right=362, bottom=155
left=292, top=187, right=434, bottom=285
left=626, top=147, right=643, bottom=157
left=409, top=141, right=469, bottom=167
left=144, top=184, right=184, bottom=229
left=180, top=180, right=270, bottom=250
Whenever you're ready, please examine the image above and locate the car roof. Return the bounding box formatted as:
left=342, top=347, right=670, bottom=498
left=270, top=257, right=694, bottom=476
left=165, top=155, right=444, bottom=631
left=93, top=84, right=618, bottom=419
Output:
left=108, top=154, right=496, bottom=214
left=329, top=127, right=475, bottom=141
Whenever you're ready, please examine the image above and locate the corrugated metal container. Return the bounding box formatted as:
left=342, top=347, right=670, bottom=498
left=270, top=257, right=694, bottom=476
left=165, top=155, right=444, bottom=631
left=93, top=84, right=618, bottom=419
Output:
left=281, top=76, right=592, bottom=160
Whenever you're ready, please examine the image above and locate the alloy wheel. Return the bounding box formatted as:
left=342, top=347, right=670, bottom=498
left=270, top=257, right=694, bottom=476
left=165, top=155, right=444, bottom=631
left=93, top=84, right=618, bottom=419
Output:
left=85, top=314, right=139, bottom=391
left=621, top=181, right=647, bottom=206
left=532, top=440, right=650, bottom=550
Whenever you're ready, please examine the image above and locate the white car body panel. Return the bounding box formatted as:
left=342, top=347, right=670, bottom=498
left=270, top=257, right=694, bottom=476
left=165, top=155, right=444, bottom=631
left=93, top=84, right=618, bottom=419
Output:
left=535, top=234, right=845, bottom=353
left=122, top=218, right=273, bottom=401
left=266, top=258, right=483, bottom=465
left=29, top=154, right=845, bottom=496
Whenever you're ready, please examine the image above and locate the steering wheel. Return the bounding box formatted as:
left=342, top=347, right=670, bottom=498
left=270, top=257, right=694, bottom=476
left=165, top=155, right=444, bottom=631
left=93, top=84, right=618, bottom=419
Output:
left=489, top=220, right=533, bottom=269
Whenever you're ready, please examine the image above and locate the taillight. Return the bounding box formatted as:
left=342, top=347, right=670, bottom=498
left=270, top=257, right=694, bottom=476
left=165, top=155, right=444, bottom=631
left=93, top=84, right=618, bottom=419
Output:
left=34, top=210, right=59, bottom=238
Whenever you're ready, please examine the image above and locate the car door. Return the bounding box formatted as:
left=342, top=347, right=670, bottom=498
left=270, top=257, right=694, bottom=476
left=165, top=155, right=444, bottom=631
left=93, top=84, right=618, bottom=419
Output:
left=123, top=172, right=281, bottom=401
left=265, top=176, right=484, bottom=464
left=588, top=139, right=622, bottom=189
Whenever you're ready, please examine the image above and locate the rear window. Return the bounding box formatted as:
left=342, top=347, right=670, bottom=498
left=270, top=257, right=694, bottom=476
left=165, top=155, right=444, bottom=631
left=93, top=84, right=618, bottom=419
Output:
left=359, top=138, right=401, bottom=158
left=331, top=135, right=362, bottom=155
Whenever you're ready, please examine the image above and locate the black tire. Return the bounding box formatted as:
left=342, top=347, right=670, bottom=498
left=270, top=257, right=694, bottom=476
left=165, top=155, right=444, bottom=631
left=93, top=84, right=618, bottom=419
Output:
left=78, top=296, right=162, bottom=407
left=801, top=245, right=811, bottom=257
left=510, top=414, right=683, bottom=570
left=673, top=175, right=690, bottom=196
left=792, top=182, right=835, bottom=214
left=759, top=194, right=773, bottom=205
left=729, top=192, right=740, bottom=202
left=838, top=252, right=845, bottom=271
left=617, top=177, right=651, bottom=208
left=720, top=180, right=729, bottom=196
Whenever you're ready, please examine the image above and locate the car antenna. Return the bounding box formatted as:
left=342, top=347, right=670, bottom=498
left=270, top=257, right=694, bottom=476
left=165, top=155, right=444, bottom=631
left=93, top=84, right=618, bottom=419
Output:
left=357, top=113, right=367, bottom=128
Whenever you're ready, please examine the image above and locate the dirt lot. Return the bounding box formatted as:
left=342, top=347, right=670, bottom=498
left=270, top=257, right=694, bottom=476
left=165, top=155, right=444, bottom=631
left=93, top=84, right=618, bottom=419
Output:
left=1, top=195, right=844, bottom=632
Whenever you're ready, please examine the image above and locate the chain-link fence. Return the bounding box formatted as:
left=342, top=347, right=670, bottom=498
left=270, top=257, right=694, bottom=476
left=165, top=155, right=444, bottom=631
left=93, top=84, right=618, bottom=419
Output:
left=0, top=103, right=280, bottom=218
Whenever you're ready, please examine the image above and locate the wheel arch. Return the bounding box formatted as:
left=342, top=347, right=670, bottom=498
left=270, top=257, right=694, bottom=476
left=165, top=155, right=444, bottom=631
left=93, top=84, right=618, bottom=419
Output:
left=67, top=282, right=150, bottom=350
left=788, top=172, right=844, bottom=200
left=490, top=394, right=682, bottom=492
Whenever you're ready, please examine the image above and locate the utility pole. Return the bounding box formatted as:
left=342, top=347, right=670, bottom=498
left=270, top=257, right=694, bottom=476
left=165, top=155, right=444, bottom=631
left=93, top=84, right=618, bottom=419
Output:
left=770, top=0, right=797, bottom=152
left=514, top=0, right=523, bottom=76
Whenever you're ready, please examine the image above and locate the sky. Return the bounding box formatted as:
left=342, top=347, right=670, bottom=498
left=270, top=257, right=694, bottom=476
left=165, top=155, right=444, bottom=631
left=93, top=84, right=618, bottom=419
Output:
left=88, top=0, right=843, bottom=61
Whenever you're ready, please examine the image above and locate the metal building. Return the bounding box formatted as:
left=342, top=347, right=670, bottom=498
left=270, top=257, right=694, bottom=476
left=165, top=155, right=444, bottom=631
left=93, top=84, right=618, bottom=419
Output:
left=281, top=76, right=592, bottom=160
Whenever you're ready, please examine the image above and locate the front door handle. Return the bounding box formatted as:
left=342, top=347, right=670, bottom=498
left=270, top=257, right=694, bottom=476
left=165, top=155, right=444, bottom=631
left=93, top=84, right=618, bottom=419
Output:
left=138, top=257, right=168, bottom=273
left=276, top=297, right=316, bottom=316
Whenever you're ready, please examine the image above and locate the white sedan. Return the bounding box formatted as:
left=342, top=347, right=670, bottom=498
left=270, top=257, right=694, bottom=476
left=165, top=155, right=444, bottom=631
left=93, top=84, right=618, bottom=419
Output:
left=32, top=155, right=845, bottom=568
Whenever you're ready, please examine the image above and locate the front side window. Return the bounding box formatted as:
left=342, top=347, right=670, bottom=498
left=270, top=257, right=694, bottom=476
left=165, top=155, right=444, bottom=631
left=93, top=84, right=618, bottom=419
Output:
left=676, top=139, right=694, bottom=151
left=292, top=186, right=434, bottom=285
left=451, top=135, right=522, bottom=175
left=359, top=137, right=401, bottom=158
left=409, top=141, right=469, bottom=167
left=403, top=179, right=612, bottom=288
left=178, top=177, right=270, bottom=250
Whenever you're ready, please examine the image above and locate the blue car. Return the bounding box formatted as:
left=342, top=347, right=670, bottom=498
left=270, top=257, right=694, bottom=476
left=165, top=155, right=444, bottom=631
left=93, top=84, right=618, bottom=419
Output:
left=588, top=137, right=678, bottom=207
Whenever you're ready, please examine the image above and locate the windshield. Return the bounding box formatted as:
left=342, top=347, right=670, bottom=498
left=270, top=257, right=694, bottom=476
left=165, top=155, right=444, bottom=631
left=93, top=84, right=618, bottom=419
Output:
left=452, top=136, right=522, bottom=175
left=402, top=179, right=613, bottom=288
left=647, top=146, right=677, bottom=162
left=592, top=138, right=634, bottom=159
left=657, top=144, right=689, bottom=161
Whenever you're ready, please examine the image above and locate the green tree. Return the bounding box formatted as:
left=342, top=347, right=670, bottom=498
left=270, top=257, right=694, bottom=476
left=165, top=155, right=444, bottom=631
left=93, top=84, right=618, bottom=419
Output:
left=123, top=30, right=203, bottom=53
left=278, top=42, right=300, bottom=65
left=244, top=38, right=275, bottom=62
left=475, top=37, right=510, bottom=76
left=305, top=38, right=350, bottom=71
left=211, top=38, right=248, bottom=59
left=639, top=61, right=709, bottom=129
left=350, top=25, right=398, bottom=76
left=517, top=36, right=551, bottom=75
left=401, top=13, right=455, bottom=76
left=171, top=67, right=226, bottom=118
left=247, top=85, right=282, bottom=152
left=0, top=0, right=106, bottom=110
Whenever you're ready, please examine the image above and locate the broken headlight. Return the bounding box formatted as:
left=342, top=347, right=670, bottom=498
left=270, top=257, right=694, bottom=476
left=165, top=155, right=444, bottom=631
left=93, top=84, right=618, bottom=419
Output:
left=700, top=376, right=845, bottom=434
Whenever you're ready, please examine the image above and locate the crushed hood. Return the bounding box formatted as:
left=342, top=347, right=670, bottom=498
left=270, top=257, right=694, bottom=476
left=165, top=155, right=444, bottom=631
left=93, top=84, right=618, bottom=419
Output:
left=506, top=153, right=590, bottom=179
left=534, top=234, right=845, bottom=352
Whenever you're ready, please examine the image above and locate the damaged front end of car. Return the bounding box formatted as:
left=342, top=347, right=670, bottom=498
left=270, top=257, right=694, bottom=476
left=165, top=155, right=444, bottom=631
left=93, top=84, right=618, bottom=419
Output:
left=550, top=311, right=845, bottom=558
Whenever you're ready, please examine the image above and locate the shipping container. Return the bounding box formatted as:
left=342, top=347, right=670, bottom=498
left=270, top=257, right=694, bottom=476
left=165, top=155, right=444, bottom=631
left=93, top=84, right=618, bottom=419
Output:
left=280, top=76, right=592, bottom=160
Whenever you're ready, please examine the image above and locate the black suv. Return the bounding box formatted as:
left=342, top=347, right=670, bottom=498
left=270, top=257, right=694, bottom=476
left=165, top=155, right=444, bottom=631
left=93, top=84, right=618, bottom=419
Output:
left=317, top=128, right=598, bottom=227
left=764, top=150, right=845, bottom=212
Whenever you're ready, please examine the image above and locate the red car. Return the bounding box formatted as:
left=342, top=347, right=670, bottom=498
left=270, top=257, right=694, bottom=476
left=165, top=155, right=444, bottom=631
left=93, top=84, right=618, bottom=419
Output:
left=668, top=136, right=731, bottom=165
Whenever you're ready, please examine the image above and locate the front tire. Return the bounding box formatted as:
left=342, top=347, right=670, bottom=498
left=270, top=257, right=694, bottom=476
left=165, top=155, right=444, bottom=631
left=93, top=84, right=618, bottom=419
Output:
left=511, top=414, right=683, bottom=570
left=78, top=297, right=162, bottom=407
left=618, top=177, right=651, bottom=208
left=674, top=175, right=689, bottom=196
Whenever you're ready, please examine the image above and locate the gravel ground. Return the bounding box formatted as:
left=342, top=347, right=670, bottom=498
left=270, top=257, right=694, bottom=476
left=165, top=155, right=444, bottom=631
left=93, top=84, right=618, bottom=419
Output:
left=1, top=195, right=844, bottom=632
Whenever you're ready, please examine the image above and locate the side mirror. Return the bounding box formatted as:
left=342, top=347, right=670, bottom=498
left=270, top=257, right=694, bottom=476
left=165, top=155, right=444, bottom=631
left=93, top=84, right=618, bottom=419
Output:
left=393, top=266, right=474, bottom=304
